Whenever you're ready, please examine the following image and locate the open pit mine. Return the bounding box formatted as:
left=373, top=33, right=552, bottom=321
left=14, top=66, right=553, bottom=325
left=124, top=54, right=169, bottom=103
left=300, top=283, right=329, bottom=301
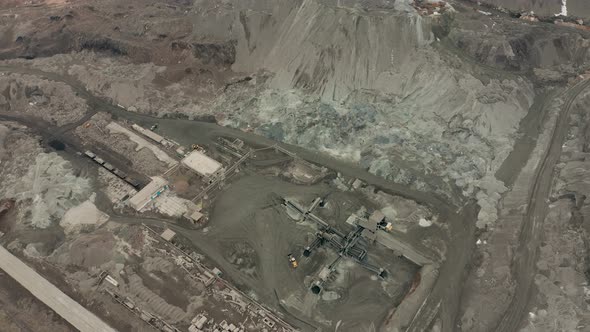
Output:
left=0, top=0, right=590, bottom=331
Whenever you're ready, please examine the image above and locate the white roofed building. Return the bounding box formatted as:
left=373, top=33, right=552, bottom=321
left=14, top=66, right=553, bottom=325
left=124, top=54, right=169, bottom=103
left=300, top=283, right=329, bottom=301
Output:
left=131, top=124, right=164, bottom=144
left=128, top=176, right=169, bottom=211
left=160, top=229, right=176, bottom=242
left=181, top=150, right=224, bottom=180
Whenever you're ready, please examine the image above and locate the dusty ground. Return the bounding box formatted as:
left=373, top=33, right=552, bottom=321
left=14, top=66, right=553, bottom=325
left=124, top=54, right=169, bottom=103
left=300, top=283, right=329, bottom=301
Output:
left=1, top=0, right=589, bottom=230
left=194, top=174, right=422, bottom=330
left=0, top=0, right=548, bottom=224
left=0, top=112, right=433, bottom=331
left=0, top=0, right=589, bottom=332
left=0, top=271, right=75, bottom=332
left=517, top=87, right=590, bottom=331
left=459, top=87, right=564, bottom=331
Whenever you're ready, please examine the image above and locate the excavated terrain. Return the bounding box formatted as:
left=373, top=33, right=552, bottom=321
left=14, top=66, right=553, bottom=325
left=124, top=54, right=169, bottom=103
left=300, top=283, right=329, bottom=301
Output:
left=0, top=0, right=555, bottom=223
left=1, top=0, right=590, bottom=331
left=476, top=0, right=590, bottom=19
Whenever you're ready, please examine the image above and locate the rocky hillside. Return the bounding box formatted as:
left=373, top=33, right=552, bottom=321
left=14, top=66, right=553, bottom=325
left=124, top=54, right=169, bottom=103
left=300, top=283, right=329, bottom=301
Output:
left=205, top=0, right=536, bottom=223
left=446, top=7, right=590, bottom=76
left=3, top=0, right=590, bottom=227
left=476, top=0, right=590, bottom=19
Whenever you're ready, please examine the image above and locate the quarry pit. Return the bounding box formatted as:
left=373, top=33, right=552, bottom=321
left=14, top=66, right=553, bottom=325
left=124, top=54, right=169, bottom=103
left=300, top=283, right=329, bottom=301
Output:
left=1, top=0, right=590, bottom=331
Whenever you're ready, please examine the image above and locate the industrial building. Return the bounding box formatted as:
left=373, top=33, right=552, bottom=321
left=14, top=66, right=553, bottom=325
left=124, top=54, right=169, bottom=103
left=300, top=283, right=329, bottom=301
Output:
left=282, top=196, right=388, bottom=294
left=188, top=210, right=203, bottom=223
left=129, top=176, right=169, bottom=211
left=358, top=210, right=389, bottom=241
left=131, top=124, right=178, bottom=148
left=181, top=150, right=224, bottom=180
left=160, top=229, right=176, bottom=242
left=132, top=124, right=165, bottom=144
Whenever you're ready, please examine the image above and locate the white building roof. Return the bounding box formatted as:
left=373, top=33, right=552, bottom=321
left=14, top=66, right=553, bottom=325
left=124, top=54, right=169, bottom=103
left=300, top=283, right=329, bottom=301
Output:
left=128, top=176, right=168, bottom=211
left=160, top=228, right=176, bottom=241
left=188, top=211, right=203, bottom=223
left=182, top=151, right=222, bottom=177
left=132, top=124, right=164, bottom=143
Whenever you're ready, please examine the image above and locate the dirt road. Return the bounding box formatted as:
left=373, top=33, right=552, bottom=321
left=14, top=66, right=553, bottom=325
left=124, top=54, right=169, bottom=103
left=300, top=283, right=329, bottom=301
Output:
left=494, top=79, right=590, bottom=331
left=495, top=91, right=557, bottom=186
left=0, top=245, right=117, bottom=332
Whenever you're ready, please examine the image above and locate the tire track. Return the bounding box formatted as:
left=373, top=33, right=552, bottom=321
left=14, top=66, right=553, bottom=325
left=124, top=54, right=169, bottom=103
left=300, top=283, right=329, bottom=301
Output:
left=494, top=79, right=590, bottom=332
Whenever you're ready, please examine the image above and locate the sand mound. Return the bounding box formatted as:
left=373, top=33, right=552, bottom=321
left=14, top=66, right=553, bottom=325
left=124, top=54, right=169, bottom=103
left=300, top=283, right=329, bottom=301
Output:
left=54, top=231, right=116, bottom=268
left=60, top=199, right=109, bottom=234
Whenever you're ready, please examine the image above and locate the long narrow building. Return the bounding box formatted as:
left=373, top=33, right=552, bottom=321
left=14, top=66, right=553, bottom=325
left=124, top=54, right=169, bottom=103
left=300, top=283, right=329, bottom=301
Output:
left=128, top=176, right=169, bottom=211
